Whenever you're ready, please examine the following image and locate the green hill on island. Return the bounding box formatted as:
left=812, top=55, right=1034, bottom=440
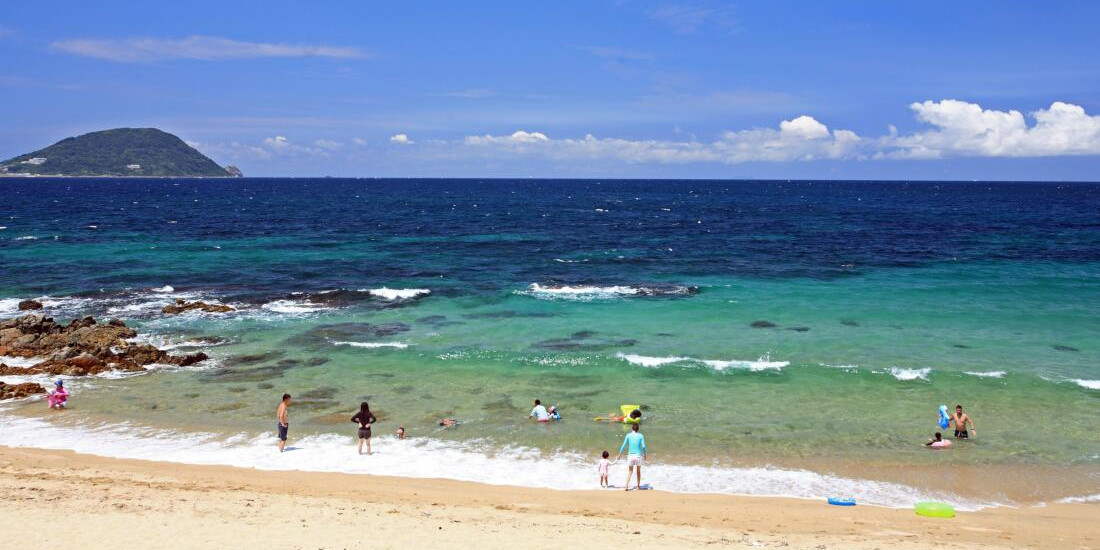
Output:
left=0, top=128, right=241, bottom=177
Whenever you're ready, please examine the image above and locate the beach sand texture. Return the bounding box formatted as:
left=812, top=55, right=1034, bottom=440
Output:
left=1, top=446, right=1095, bottom=550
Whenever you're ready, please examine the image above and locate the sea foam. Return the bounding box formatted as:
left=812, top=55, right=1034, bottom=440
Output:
left=1071, top=379, right=1100, bottom=390
left=365, top=287, right=431, bottom=300
left=616, top=353, right=788, bottom=372
left=0, top=412, right=996, bottom=511
left=332, top=341, right=410, bottom=349
left=886, top=367, right=931, bottom=381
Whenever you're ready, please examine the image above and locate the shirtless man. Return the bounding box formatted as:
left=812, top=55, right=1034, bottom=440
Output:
left=276, top=393, right=291, bottom=452
left=950, top=404, right=975, bottom=439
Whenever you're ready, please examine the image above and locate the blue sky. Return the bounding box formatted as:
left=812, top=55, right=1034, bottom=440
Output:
left=2, top=1, right=1099, bottom=179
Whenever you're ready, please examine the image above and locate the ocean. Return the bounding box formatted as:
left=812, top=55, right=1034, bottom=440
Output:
left=1, top=178, right=1097, bottom=508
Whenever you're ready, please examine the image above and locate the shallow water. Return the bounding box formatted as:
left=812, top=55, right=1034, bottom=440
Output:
left=1, top=179, right=1097, bottom=506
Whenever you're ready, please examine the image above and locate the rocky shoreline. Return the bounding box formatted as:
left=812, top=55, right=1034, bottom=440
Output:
left=0, top=314, right=208, bottom=399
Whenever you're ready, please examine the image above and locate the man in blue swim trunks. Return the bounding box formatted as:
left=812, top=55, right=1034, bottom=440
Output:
left=615, top=423, right=647, bottom=491
left=276, top=393, right=291, bottom=452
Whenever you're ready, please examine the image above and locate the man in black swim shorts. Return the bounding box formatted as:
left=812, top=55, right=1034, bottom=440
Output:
left=951, top=404, right=975, bottom=439
left=276, top=393, right=291, bottom=452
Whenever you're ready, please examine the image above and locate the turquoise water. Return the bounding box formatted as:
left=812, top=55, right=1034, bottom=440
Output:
left=1, top=179, right=1097, bottom=504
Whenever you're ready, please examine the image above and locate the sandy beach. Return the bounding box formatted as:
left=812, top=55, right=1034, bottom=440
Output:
left=0, top=445, right=1095, bottom=550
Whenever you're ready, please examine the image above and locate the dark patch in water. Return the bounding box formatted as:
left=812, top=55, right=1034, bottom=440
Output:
left=394, top=385, right=416, bottom=394
left=304, top=357, right=329, bottom=366
left=300, top=387, right=338, bottom=400
left=209, top=402, right=246, bottom=412
left=204, top=363, right=297, bottom=383
left=227, top=387, right=247, bottom=393
left=183, top=393, right=200, bottom=399
left=257, top=382, right=274, bottom=390
left=416, top=315, right=448, bottom=324
left=570, top=330, right=597, bottom=340
left=286, top=322, right=411, bottom=348
left=840, top=319, right=859, bottom=327
left=750, top=320, right=777, bottom=328
left=308, top=412, right=350, bottom=425
left=225, top=351, right=285, bottom=366
left=786, top=326, right=811, bottom=332
left=953, top=344, right=972, bottom=349
left=419, top=393, right=435, bottom=400
left=294, top=399, right=339, bottom=412
left=1053, top=345, right=1080, bottom=352
left=561, top=389, right=606, bottom=398
left=656, top=332, right=675, bottom=337
left=533, top=337, right=636, bottom=352
left=482, top=396, right=515, bottom=412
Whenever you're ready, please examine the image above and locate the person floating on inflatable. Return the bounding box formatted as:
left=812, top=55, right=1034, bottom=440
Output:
left=924, top=432, right=951, bottom=448
left=46, top=380, right=68, bottom=410
left=595, top=405, right=641, bottom=424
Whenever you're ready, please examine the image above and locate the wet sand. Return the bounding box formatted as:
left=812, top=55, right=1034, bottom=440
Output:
left=1, top=445, right=1096, bottom=549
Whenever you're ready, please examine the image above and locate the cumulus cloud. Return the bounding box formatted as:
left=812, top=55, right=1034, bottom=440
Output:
left=50, top=35, right=366, bottom=62
left=461, top=118, right=861, bottom=164
left=883, top=100, right=1100, bottom=158
left=390, top=134, right=413, bottom=144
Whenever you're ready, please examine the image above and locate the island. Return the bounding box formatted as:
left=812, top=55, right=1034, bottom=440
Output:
left=0, top=127, right=242, bottom=177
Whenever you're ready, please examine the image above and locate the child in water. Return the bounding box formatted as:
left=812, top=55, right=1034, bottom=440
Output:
left=924, top=432, right=951, bottom=448
left=598, top=450, right=611, bottom=488
left=46, top=380, right=68, bottom=410
left=395, top=426, right=407, bottom=439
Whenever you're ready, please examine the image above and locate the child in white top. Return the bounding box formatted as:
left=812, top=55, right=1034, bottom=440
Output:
left=598, top=450, right=611, bottom=488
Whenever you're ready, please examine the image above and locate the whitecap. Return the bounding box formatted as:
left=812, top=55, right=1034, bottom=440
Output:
left=615, top=353, right=691, bottom=367
left=332, top=341, right=410, bottom=349
left=964, top=371, right=1006, bottom=379
left=522, top=283, right=639, bottom=301
left=1071, top=379, right=1100, bottom=390
left=260, top=300, right=329, bottom=314
left=1056, top=493, right=1100, bottom=504
left=152, top=285, right=175, bottom=293
left=887, top=367, right=931, bottom=381
left=0, top=413, right=1000, bottom=511
left=702, top=357, right=789, bottom=372
left=365, top=287, right=431, bottom=300
left=14, top=235, right=37, bottom=241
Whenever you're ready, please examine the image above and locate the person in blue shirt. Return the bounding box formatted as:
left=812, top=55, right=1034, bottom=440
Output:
left=615, top=423, right=647, bottom=491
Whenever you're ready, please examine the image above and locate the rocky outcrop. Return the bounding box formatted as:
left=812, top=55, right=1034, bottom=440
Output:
left=0, top=314, right=207, bottom=384
left=162, top=299, right=235, bottom=315
left=18, top=299, right=43, bottom=310
left=0, top=381, right=45, bottom=400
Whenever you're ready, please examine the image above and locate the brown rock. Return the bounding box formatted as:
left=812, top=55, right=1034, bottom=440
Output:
left=17, top=299, right=43, bottom=311
left=162, top=299, right=235, bottom=315
left=0, top=381, right=46, bottom=400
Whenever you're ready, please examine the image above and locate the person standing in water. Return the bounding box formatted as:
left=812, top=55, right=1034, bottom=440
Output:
left=276, top=393, right=291, bottom=453
left=351, top=401, right=377, bottom=455
left=950, top=404, right=976, bottom=439
left=615, top=423, right=647, bottom=491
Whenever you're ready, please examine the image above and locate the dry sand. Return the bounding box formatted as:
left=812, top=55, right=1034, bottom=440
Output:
left=0, top=445, right=1095, bottom=550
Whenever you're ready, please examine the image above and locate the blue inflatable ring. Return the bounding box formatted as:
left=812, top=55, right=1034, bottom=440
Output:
left=827, top=497, right=857, bottom=506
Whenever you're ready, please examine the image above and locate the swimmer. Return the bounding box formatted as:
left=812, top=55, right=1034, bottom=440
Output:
left=529, top=399, right=550, bottom=422
left=438, top=418, right=459, bottom=428
left=395, top=426, right=407, bottom=439
left=924, top=431, right=951, bottom=448
left=950, top=405, right=976, bottom=439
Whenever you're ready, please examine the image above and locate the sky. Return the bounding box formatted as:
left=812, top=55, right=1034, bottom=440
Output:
left=2, top=1, right=1100, bottom=179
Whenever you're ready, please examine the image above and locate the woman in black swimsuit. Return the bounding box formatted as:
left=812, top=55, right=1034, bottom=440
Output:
left=351, top=401, right=377, bottom=455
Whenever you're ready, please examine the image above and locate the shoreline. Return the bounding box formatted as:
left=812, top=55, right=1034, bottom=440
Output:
left=1, top=444, right=1096, bottom=549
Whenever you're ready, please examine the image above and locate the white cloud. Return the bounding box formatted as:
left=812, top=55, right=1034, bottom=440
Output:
left=460, top=118, right=861, bottom=164
left=50, top=35, right=366, bottom=62
left=649, top=4, right=738, bottom=34
left=390, top=134, right=413, bottom=144
left=430, top=88, right=496, bottom=99
left=884, top=100, right=1100, bottom=159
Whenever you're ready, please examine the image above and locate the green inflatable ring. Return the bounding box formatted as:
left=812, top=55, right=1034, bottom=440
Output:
left=914, top=501, right=956, bottom=518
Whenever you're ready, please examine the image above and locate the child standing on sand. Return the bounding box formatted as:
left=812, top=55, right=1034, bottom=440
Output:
left=598, top=450, right=611, bottom=488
